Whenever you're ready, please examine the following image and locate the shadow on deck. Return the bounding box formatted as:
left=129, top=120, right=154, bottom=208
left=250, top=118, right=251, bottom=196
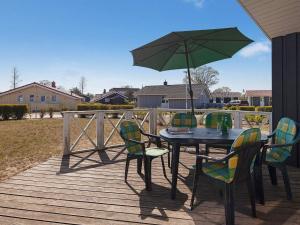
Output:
left=0, top=148, right=299, bottom=225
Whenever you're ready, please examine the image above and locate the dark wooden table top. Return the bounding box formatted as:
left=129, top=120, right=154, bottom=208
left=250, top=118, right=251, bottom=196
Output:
left=159, top=128, right=268, bottom=145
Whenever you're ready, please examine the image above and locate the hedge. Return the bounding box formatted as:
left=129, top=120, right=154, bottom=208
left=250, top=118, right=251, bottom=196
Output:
left=0, top=104, right=28, bottom=120
left=224, top=105, right=272, bottom=112
left=77, top=103, right=134, bottom=111
left=255, top=106, right=272, bottom=112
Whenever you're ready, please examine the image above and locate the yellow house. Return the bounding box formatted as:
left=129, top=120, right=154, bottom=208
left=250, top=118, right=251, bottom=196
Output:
left=0, top=82, right=83, bottom=111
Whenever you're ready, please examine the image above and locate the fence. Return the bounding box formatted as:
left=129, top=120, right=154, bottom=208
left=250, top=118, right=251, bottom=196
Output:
left=62, top=108, right=272, bottom=155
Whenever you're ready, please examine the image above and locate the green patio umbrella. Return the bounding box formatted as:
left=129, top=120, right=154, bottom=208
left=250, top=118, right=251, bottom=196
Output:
left=131, top=27, right=253, bottom=114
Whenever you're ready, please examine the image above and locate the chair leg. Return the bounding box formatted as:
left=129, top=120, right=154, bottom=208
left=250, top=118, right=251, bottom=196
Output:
left=167, top=143, right=171, bottom=168
left=280, top=165, right=292, bottom=200
left=246, top=176, right=256, bottom=217
left=205, top=145, right=209, bottom=162
left=147, top=158, right=153, bottom=191
left=224, top=183, right=234, bottom=225
left=195, top=145, right=200, bottom=155
left=255, top=162, right=265, bottom=205
left=143, top=156, right=149, bottom=190
left=268, top=165, right=278, bottom=185
left=137, top=158, right=142, bottom=174
left=125, top=156, right=130, bottom=182
left=161, top=156, right=167, bottom=178
left=190, top=160, right=200, bottom=210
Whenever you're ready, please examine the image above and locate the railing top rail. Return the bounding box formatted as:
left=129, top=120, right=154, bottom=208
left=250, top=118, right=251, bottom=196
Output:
left=63, top=108, right=272, bottom=116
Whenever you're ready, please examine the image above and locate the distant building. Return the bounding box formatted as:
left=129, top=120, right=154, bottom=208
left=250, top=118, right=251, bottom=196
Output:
left=0, top=82, right=83, bottom=111
left=91, top=91, right=128, bottom=104
left=211, top=91, right=241, bottom=103
left=134, top=81, right=210, bottom=109
left=109, top=87, right=140, bottom=96
left=245, top=90, right=272, bottom=106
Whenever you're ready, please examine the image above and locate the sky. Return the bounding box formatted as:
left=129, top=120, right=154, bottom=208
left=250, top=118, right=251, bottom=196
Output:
left=0, top=0, right=271, bottom=94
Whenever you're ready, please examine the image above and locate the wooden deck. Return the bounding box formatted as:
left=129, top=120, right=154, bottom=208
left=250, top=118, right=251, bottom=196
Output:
left=0, top=147, right=299, bottom=225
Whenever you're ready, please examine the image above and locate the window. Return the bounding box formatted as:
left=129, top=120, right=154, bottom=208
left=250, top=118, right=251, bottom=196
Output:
left=30, top=95, right=34, bottom=102
left=18, top=95, right=23, bottom=103
left=161, top=96, right=168, bottom=103
left=51, top=95, right=57, bottom=102
left=41, top=96, right=46, bottom=103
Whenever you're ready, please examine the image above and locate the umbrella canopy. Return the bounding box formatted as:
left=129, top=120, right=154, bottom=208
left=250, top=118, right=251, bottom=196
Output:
left=131, top=27, right=253, bottom=114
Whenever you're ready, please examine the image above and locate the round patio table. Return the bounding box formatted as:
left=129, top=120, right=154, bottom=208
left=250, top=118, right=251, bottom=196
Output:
left=159, top=128, right=268, bottom=199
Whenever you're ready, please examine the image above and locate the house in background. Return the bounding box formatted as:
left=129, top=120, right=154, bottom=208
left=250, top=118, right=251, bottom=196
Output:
left=135, top=81, right=210, bottom=109
left=91, top=91, right=128, bottom=104
left=0, top=82, right=83, bottom=111
left=109, top=87, right=139, bottom=101
left=211, top=91, right=241, bottom=103
left=245, top=90, right=272, bottom=106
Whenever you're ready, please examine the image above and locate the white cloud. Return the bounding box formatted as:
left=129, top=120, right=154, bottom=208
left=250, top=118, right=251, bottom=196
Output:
left=184, top=0, right=205, bottom=8
left=239, top=42, right=271, bottom=57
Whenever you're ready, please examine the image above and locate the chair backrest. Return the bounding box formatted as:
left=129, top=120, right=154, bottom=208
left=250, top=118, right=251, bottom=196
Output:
left=171, top=112, right=197, bottom=128
left=120, top=120, right=142, bottom=154
left=204, top=112, right=232, bottom=129
left=274, top=117, right=297, bottom=152
left=228, top=128, right=261, bottom=183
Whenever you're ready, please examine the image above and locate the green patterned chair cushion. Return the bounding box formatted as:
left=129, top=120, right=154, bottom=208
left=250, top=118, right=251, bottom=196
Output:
left=171, top=112, right=197, bottom=128
left=130, top=147, right=169, bottom=157
left=120, top=120, right=142, bottom=154
left=266, top=117, right=297, bottom=163
left=202, top=162, right=230, bottom=183
left=204, top=112, right=232, bottom=129
left=203, top=128, right=261, bottom=183
left=266, top=147, right=291, bottom=163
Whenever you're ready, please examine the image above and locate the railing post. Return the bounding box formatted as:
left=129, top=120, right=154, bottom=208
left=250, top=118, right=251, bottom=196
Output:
left=63, top=112, right=71, bottom=155
left=149, top=108, right=157, bottom=134
left=125, top=111, right=133, bottom=120
left=269, top=113, right=273, bottom=134
left=96, top=111, right=105, bottom=149
left=233, top=111, right=242, bottom=129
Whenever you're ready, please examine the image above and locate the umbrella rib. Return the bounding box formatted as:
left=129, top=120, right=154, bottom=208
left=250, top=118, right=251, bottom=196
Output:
left=158, top=44, right=181, bottom=71
left=134, top=43, right=179, bottom=63
left=196, top=42, right=232, bottom=58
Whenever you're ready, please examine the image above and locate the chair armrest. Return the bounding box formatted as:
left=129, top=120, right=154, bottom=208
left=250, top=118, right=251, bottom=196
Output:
left=267, top=130, right=276, bottom=139
left=264, top=143, right=294, bottom=149
left=196, top=150, right=239, bottom=163
left=140, top=129, right=162, bottom=147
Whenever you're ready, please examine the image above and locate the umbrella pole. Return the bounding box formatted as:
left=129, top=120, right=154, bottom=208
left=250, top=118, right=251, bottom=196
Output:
left=184, top=41, right=195, bottom=115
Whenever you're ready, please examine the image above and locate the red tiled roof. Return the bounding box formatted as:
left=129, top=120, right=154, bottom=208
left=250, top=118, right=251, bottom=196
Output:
left=245, top=90, right=272, bottom=97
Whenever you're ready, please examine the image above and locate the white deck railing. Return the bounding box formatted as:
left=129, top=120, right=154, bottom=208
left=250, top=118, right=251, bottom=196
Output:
left=62, top=108, right=272, bottom=155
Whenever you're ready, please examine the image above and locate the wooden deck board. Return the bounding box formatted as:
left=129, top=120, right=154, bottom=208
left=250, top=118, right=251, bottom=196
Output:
left=0, top=148, right=300, bottom=225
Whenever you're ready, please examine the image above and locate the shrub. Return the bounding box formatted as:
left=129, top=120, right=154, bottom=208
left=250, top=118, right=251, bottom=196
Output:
left=0, top=104, right=27, bottom=120
left=60, top=107, right=68, bottom=117
left=40, top=109, right=46, bottom=119
left=48, top=108, right=54, bottom=118
left=255, top=106, right=272, bottom=112
left=77, top=103, right=134, bottom=111
left=245, top=114, right=265, bottom=125
left=238, top=106, right=255, bottom=111
left=13, top=105, right=28, bottom=120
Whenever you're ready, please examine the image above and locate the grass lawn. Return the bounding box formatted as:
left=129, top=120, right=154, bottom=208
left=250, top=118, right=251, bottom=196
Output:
left=0, top=118, right=134, bottom=181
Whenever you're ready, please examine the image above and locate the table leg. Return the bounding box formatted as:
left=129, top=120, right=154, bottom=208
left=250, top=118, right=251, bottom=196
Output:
left=254, top=153, right=264, bottom=204
left=171, top=143, right=180, bottom=199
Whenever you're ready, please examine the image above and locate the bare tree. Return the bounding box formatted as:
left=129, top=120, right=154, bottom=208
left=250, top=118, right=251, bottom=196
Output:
left=183, top=65, right=219, bottom=89
left=11, top=67, right=22, bottom=89
left=213, top=86, right=231, bottom=94
left=78, top=76, right=86, bottom=94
